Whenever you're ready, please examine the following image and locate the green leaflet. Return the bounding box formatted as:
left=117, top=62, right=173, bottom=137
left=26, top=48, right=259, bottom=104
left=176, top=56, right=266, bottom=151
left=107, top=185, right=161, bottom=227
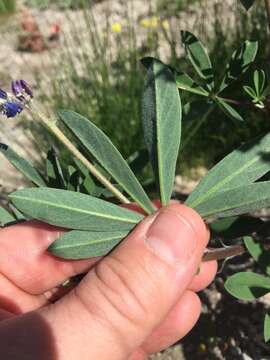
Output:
left=194, top=182, right=270, bottom=219
left=10, top=188, right=143, bottom=231
left=264, top=314, right=270, bottom=342
left=0, top=144, right=46, bottom=187
left=142, top=57, right=182, bottom=206
left=59, top=110, right=154, bottom=214
left=219, top=40, right=258, bottom=92
left=225, top=271, right=270, bottom=301
left=181, top=31, right=214, bottom=88
left=49, top=230, right=129, bottom=259
left=186, top=132, right=270, bottom=208
left=215, top=97, right=244, bottom=122
left=244, top=236, right=270, bottom=276
left=176, top=73, right=209, bottom=96
left=0, top=206, right=15, bottom=226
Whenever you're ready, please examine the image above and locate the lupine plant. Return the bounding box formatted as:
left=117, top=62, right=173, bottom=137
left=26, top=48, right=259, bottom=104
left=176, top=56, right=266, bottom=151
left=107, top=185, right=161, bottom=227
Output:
left=1, top=0, right=270, bottom=348
left=1, top=51, right=270, bottom=342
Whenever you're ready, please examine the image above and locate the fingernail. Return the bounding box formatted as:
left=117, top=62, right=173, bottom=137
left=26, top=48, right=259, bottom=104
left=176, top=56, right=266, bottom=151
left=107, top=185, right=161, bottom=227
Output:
left=145, top=209, right=198, bottom=266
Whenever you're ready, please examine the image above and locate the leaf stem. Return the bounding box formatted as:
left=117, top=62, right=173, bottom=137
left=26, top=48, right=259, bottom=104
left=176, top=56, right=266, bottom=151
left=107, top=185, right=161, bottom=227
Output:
left=29, top=106, right=131, bottom=205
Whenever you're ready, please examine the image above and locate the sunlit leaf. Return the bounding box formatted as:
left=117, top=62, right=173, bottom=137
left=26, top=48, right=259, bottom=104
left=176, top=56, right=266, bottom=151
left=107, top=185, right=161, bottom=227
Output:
left=264, top=314, right=270, bottom=342
left=10, top=188, right=143, bottom=231
left=243, top=85, right=257, bottom=99
left=254, top=69, right=265, bottom=96
left=49, top=229, right=129, bottom=259
left=219, top=40, right=258, bottom=92
left=59, top=110, right=154, bottom=214
left=0, top=143, right=46, bottom=187
left=194, top=182, right=270, bottom=219
left=181, top=31, right=214, bottom=88
left=142, top=57, right=181, bottom=205
left=225, top=271, right=270, bottom=300
left=176, top=73, right=209, bottom=96
left=186, top=132, right=270, bottom=208
left=215, top=97, right=244, bottom=122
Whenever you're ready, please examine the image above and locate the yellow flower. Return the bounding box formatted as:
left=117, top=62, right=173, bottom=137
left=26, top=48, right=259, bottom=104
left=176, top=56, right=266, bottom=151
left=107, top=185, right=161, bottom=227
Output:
left=161, top=20, right=169, bottom=30
left=140, top=16, right=159, bottom=29
left=111, top=23, right=122, bottom=34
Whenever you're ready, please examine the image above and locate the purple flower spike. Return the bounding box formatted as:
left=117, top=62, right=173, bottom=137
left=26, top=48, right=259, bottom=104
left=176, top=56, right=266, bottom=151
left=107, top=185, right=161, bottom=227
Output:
left=0, top=89, right=7, bottom=100
left=21, top=80, right=33, bottom=98
left=11, top=80, right=33, bottom=99
left=3, top=101, right=23, bottom=118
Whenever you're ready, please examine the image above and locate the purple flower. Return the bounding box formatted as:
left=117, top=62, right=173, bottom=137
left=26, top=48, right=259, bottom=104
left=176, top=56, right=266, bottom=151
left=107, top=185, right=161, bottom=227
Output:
left=11, top=80, right=33, bottom=99
left=0, top=89, right=7, bottom=99
left=1, top=101, right=23, bottom=118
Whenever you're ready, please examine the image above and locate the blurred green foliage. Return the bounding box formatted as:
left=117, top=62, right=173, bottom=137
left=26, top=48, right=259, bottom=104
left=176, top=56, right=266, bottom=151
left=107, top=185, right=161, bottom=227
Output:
left=31, top=0, right=270, bottom=174
left=0, top=0, right=16, bottom=13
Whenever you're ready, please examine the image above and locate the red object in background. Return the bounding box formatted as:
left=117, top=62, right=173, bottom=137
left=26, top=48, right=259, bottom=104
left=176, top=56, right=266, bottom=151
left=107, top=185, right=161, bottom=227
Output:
left=48, top=24, right=61, bottom=42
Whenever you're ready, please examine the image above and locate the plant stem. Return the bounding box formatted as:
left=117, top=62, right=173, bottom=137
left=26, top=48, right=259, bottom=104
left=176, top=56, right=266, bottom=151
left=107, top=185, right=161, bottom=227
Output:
left=265, top=0, right=270, bottom=33
left=202, top=244, right=245, bottom=262
left=30, top=108, right=130, bottom=204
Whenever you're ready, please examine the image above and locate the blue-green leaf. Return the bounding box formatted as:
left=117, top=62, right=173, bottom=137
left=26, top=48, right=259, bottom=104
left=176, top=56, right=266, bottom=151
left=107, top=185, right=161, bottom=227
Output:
left=264, top=314, right=270, bottom=342
left=176, top=73, right=209, bottom=96
left=225, top=271, right=270, bottom=301
left=194, top=182, right=270, bottom=219
left=215, top=97, right=244, bottom=122
left=186, top=132, right=270, bottom=208
left=142, top=57, right=182, bottom=205
left=49, top=230, right=129, bottom=259
left=244, top=236, right=270, bottom=276
left=0, top=144, right=46, bottom=187
left=10, top=188, right=143, bottom=231
left=59, top=110, right=154, bottom=214
left=181, top=31, right=214, bottom=88
left=0, top=206, right=15, bottom=226
left=219, top=40, right=258, bottom=92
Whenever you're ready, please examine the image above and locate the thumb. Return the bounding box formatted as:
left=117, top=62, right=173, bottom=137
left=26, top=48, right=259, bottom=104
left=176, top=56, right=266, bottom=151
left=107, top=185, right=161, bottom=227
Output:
left=45, top=204, right=209, bottom=360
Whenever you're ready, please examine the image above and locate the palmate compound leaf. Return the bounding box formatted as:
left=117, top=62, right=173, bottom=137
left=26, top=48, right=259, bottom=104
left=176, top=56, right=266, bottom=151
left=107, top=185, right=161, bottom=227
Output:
left=181, top=31, right=214, bottom=89
left=194, top=181, right=270, bottom=220
left=219, top=40, right=258, bottom=92
left=186, top=132, right=270, bottom=209
left=59, top=111, right=155, bottom=215
left=49, top=230, right=130, bottom=259
left=10, top=188, right=144, bottom=232
left=225, top=271, right=270, bottom=301
left=0, top=143, right=46, bottom=187
left=141, top=57, right=181, bottom=206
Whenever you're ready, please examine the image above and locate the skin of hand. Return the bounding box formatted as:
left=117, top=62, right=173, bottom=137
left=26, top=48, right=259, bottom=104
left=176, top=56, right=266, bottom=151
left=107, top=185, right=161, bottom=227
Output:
left=0, top=203, right=217, bottom=360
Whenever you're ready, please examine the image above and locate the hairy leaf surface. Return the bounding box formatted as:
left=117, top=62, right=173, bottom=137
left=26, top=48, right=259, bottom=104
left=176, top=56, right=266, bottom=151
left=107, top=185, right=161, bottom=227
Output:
left=59, top=111, right=154, bottom=214
left=49, top=230, right=129, bottom=259
left=10, top=188, right=143, bottom=231
left=0, top=144, right=46, bottom=187
left=194, top=182, right=270, bottom=219
left=186, top=133, right=270, bottom=208
left=142, top=57, right=181, bottom=205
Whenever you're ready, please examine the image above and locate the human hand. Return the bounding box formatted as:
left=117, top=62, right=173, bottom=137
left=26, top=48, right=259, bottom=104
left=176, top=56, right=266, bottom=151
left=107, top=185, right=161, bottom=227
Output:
left=0, top=203, right=216, bottom=360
